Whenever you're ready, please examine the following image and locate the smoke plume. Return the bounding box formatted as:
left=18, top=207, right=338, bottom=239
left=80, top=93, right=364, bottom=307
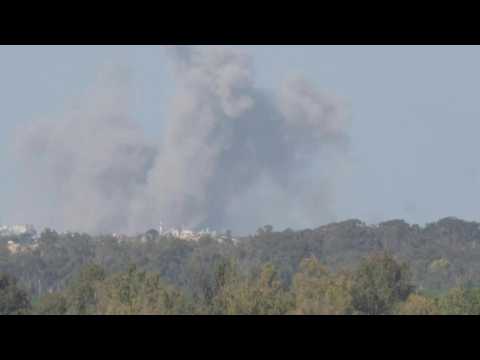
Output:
left=12, top=46, right=350, bottom=235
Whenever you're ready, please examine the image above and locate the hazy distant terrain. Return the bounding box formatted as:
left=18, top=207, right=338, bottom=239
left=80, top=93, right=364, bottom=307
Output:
left=2, top=217, right=480, bottom=314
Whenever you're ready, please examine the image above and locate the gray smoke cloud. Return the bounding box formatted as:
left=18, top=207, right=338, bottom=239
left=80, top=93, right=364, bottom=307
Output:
left=13, top=66, right=157, bottom=234
left=12, top=45, right=350, bottom=235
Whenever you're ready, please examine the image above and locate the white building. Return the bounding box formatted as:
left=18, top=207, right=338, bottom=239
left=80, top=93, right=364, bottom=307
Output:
left=0, top=224, right=37, bottom=237
left=157, top=224, right=236, bottom=243
left=6, top=240, right=39, bottom=255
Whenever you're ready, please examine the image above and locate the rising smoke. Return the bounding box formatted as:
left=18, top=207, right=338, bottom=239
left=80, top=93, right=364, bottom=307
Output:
left=12, top=45, right=351, bottom=235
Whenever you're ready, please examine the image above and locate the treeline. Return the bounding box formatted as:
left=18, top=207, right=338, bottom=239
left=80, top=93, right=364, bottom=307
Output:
left=2, top=217, right=480, bottom=314
left=3, top=253, right=480, bottom=315
left=3, top=218, right=480, bottom=296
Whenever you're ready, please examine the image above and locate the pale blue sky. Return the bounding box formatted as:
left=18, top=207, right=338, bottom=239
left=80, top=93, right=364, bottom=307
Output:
left=1, top=45, right=480, bottom=227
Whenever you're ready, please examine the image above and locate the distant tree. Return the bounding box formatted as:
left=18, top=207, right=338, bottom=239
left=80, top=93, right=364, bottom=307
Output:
left=351, top=253, right=414, bottom=315
left=263, top=225, right=274, bottom=234
left=395, top=294, right=439, bottom=315
left=256, top=225, right=274, bottom=236
left=95, top=265, right=193, bottom=315
left=145, top=229, right=160, bottom=242
left=66, top=264, right=106, bottom=315
left=39, top=228, right=60, bottom=245
left=34, top=292, right=68, bottom=315
left=214, top=263, right=294, bottom=315
left=0, top=273, right=31, bottom=315
left=438, top=287, right=480, bottom=315
left=292, top=257, right=354, bottom=315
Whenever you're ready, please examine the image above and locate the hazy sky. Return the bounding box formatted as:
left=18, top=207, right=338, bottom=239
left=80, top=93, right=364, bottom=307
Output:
left=1, top=45, right=480, bottom=230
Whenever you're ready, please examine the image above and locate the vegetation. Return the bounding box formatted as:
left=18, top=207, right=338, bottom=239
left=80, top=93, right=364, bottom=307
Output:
left=0, top=273, right=31, bottom=315
left=3, top=217, right=480, bottom=315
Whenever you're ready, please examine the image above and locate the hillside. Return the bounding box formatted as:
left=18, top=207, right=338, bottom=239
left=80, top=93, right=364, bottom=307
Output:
left=1, top=217, right=480, bottom=298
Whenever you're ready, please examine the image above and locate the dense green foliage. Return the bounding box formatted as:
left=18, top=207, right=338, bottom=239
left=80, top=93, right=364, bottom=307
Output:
left=350, top=253, right=414, bottom=315
left=3, top=252, right=480, bottom=315
left=0, top=273, right=31, bottom=314
left=3, top=217, right=480, bottom=315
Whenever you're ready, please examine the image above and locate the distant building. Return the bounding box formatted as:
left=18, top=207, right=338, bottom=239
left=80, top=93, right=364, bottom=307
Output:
left=0, top=224, right=37, bottom=238
left=6, top=240, right=39, bottom=255
left=156, top=224, right=236, bottom=243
